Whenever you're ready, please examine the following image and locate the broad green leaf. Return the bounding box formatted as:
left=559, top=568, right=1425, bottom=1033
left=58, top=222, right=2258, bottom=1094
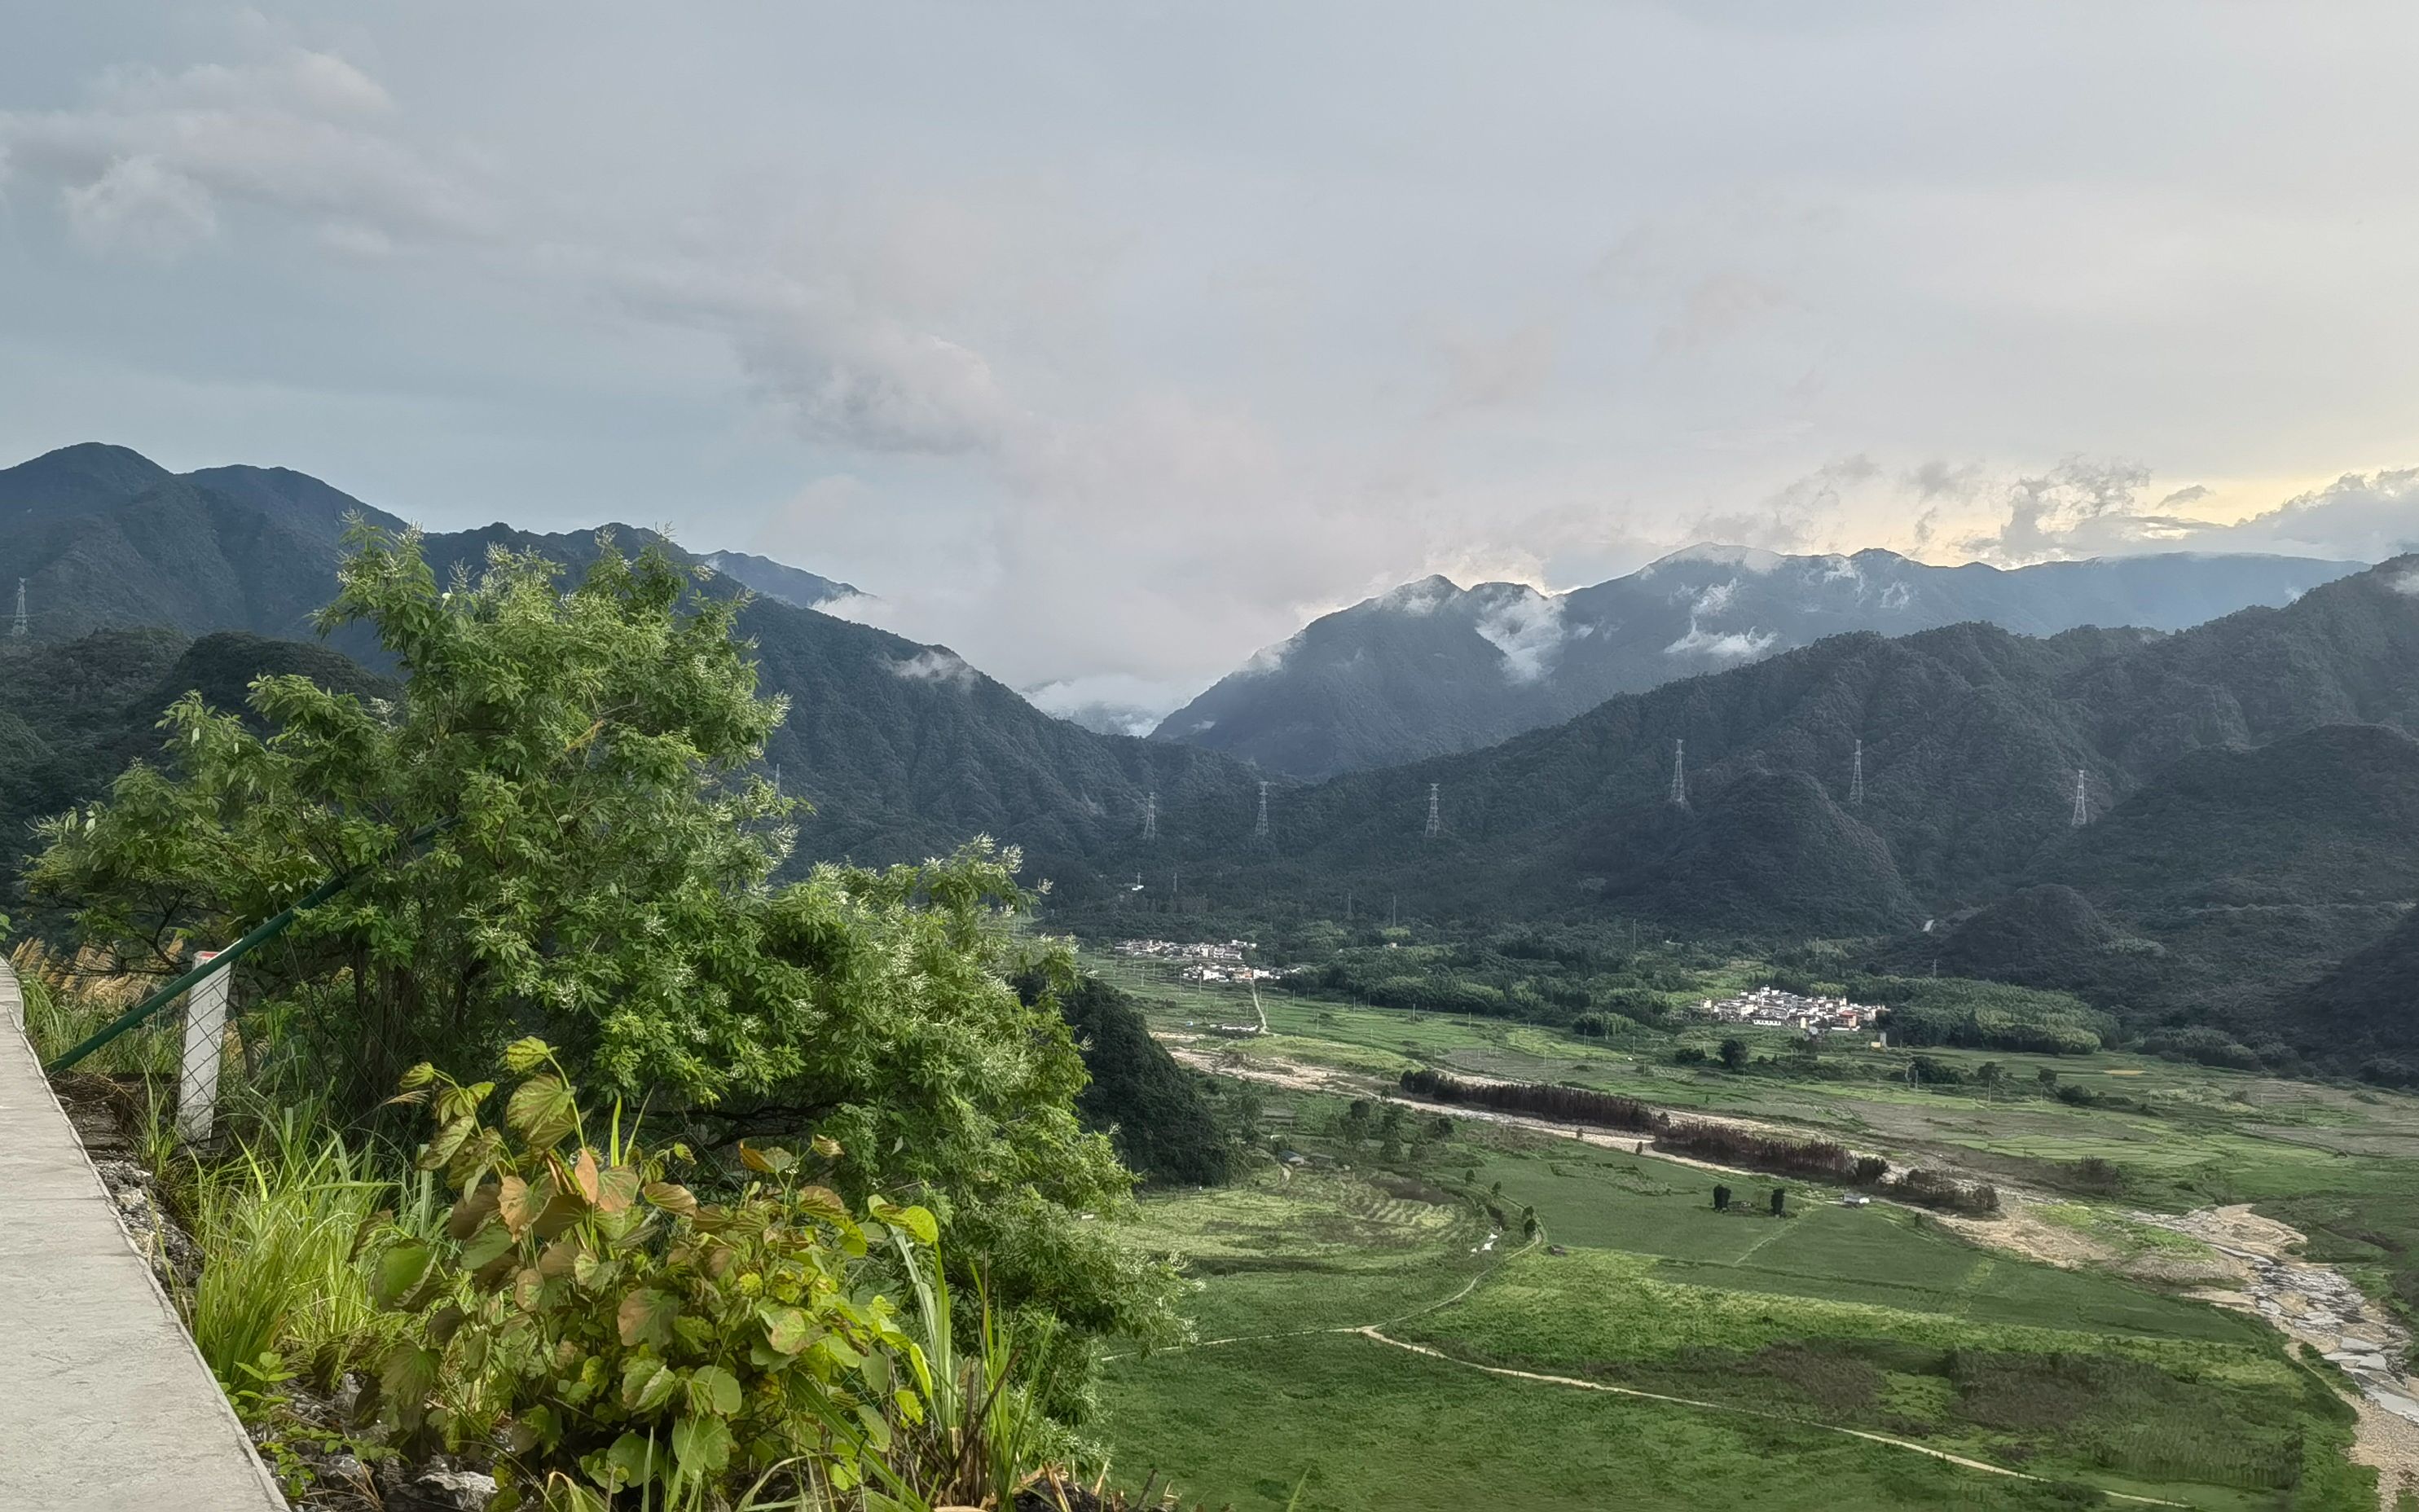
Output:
left=371, top=1240, right=432, bottom=1310
left=640, top=1180, right=697, bottom=1217
left=505, top=1074, right=578, bottom=1149
left=616, top=1286, right=678, bottom=1349
left=670, top=1414, right=732, bottom=1478
left=459, top=1222, right=515, bottom=1274
left=760, top=1304, right=811, bottom=1356
left=622, top=1356, right=677, bottom=1413
left=687, top=1364, right=741, bottom=1416
left=501, top=1035, right=552, bottom=1073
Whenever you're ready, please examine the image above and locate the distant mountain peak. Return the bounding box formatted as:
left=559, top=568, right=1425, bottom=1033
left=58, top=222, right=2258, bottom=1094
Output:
left=700, top=549, right=859, bottom=609
left=1643, top=543, right=1791, bottom=574
left=1155, top=545, right=2371, bottom=779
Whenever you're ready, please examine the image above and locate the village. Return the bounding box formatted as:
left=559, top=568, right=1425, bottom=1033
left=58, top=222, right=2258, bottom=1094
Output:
left=1694, top=984, right=1885, bottom=1037
left=1111, top=937, right=1284, bottom=984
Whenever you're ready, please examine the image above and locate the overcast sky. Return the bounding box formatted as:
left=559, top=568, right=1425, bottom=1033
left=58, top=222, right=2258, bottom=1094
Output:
left=5, top=5, right=2418, bottom=723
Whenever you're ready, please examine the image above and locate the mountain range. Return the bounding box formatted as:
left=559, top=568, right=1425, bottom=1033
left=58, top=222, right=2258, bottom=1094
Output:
left=1152, top=546, right=2364, bottom=779
left=0, top=444, right=1256, bottom=908
left=8, top=441, right=2418, bottom=1062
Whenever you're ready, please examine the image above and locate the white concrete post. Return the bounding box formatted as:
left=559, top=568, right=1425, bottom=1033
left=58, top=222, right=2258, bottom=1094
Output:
left=176, top=950, right=228, bottom=1145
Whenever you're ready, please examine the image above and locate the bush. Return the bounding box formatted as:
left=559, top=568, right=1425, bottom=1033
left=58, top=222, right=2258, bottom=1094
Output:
left=375, top=1040, right=944, bottom=1509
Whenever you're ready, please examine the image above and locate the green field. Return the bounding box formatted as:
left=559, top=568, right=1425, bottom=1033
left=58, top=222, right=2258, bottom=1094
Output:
left=1099, top=1147, right=2368, bottom=1510
left=1107, top=950, right=2419, bottom=1309
left=1089, top=953, right=2412, bottom=1510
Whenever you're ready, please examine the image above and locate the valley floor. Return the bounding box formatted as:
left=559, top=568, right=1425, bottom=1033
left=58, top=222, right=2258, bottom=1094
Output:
left=1097, top=973, right=2419, bottom=1511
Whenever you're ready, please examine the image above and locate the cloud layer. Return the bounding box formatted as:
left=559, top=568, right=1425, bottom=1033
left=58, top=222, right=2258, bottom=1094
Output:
left=3, top=7, right=2417, bottom=727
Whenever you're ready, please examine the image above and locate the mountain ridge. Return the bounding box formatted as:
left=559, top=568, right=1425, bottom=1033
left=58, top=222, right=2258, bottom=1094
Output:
left=1155, top=544, right=2367, bottom=779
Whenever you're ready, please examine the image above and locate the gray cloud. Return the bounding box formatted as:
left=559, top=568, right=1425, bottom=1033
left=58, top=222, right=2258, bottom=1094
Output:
left=7, top=7, right=2419, bottom=724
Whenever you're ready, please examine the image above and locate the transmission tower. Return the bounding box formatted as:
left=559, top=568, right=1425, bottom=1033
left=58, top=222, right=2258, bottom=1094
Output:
left=9, top=579, right=24, bottom=640
left=2069, top=767, right=2090, bottom=828
left=1254, top=780, right=1269, bottom=839
left=1849, top=739, right=1864, bottom=806
left=1142, top=790, right=1158, bottom=842
left=1423, top=781, right=1440, bottom=839
left=1669, top=740, right=1688, bottom=808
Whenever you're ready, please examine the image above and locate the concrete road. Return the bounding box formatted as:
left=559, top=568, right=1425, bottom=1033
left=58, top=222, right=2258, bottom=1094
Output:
left=0, top=956, right=288, bottom=1510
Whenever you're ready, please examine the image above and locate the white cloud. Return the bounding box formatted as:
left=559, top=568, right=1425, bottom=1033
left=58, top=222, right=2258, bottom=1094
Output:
left=0, top=46, right=493, bottom=258
left=1378, top=577, right=1459, bottom=616
left=1238, top=635, right=1301, bottom=676
left=1665, top=623, right=1779, bottom=661
left=63, top=155, right=216, bottom=257
left=2393, top=568, right=2419, bottom=596
left=1472, top=587, right=1565, bottom=683
left=886, top=648, right=979, bottom=690
left=1023, top=671, right=1200, bottom=735
left=1687, top=579, right=1739, bottom=615
left=2192, top=470, right=2419, bottom=560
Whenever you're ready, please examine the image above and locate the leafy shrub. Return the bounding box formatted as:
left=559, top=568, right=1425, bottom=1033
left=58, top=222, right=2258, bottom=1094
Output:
left=375, top=1040, right=940, bottom=1510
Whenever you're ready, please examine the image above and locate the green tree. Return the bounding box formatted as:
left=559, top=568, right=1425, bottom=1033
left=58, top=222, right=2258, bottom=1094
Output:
left=31, top=527, right=1177, bottom=1349
left=1718, top=1036, right=1750, bottom=1071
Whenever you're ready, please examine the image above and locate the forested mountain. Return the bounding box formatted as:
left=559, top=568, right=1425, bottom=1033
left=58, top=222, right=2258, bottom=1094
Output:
left=1155, top=546, right=2364, bottom=779
left=0, top=445, right=1259, bottom=909
left=0, top=443, right=406, bottom=644
left=0, top=630, right=395, bottom=891
left=699, top=550, right=857, bottom=609
left=1091, top=562, right=2419, bottom=1041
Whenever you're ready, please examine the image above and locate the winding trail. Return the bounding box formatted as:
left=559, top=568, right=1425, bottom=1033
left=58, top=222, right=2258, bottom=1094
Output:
left=1120, top=1220, right=2183, bottom=1505
left=1352, top=1327, right=2188, bottom=1508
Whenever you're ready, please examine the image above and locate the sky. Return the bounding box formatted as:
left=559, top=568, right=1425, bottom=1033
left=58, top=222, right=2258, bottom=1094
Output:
left=4, top=5, right=2418, bottom=727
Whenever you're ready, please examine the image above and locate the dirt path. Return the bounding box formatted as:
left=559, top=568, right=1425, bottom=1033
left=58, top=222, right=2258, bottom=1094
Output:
left=1353, top=1328, right=2188, bottom=1507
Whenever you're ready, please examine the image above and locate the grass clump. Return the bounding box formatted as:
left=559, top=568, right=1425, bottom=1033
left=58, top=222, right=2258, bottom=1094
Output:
left=185, top=1112, right=411, bottom=1395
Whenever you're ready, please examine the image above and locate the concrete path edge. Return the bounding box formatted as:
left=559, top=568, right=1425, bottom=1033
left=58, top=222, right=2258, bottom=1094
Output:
left=0, top=952, right=290, bottom=1510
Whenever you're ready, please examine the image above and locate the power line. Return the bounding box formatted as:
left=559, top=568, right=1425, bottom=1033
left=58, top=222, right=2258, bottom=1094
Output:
left=1423, top=780, right=1440, bottom=839
left=1849, top=739, right=1864, bottom=806
left=1669, top=739, right=1688, bottom=808
left=9, top=579, right=24, bottom=640
left=2070, top=767, right=2090, bottom=828
left=1142, top=789, right=1157, bottom=842
left=1254, top=780, right=1269, bottom=839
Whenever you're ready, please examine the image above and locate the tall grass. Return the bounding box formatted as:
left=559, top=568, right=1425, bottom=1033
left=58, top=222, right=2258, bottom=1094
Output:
left=184, top=1110, right=410, bottom=1393
left=11, top=938, right=179, bottom=1075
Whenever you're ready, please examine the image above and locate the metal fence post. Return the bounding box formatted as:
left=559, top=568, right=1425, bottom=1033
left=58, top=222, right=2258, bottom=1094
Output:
left=176, top=949, right=228, bottom=1145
